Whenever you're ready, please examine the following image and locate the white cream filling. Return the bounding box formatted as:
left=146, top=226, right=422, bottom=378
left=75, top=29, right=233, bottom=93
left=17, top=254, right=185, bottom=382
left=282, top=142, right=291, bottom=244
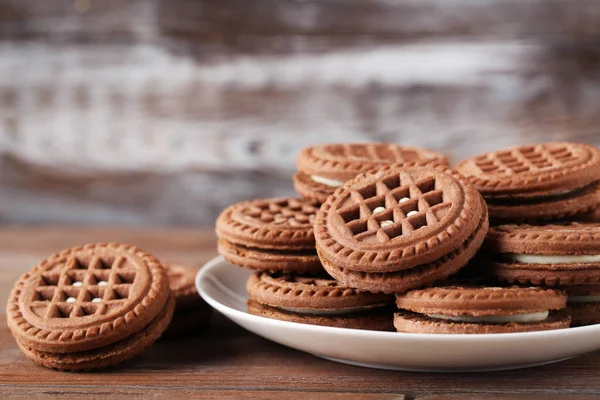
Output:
left=427, top=311, right=549, bottom=323
left=568, top=295, right=600, bottom=304
left=507, top=254, right=600, bottom=264
left=278, top=305, right=369, bottom=316
left=310, top=175, right=345, bottom=188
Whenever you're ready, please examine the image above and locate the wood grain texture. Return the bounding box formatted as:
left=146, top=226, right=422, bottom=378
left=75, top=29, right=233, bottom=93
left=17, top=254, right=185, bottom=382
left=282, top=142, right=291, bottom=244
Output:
left=0, top=0, right=599, bottom=225
left=2, top=227, right=600, bottom=398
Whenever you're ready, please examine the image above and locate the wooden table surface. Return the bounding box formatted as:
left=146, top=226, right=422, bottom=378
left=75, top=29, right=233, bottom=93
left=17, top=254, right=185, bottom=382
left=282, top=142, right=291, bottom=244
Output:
left=1, top=227, right=600, bottom=399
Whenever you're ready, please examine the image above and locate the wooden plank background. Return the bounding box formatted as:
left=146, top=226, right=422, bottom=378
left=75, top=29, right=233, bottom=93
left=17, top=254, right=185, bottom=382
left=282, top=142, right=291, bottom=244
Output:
left=0, top=0, right=599, bottom=225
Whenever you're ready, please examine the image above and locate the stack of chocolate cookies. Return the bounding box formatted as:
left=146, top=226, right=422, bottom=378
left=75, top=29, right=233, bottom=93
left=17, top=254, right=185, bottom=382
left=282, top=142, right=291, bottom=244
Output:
left=457, top=143, right=600, bottom=328
left=216, top=196, right=396, bottom=330
left=6, top=244, right=175, bottom=371
left=6, top=244, right=214, bottom=371
left=217, top=141, right=600, bottom=335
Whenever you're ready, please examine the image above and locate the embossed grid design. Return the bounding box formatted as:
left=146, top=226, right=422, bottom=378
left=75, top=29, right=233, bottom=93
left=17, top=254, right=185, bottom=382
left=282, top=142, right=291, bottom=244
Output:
left=337, top=172, right=451, bottom=242
left=30, top=256, right=136, bottom=319
left=332, top=143, right=421, bottom=163
left=473, top=144, right=579, bottom=175
left=244, top=199, right=318, bottom=226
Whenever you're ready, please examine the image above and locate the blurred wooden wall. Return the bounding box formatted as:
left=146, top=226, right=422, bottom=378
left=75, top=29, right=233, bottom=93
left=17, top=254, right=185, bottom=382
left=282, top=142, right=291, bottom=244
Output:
left=0, top=0, right=599, bottom=225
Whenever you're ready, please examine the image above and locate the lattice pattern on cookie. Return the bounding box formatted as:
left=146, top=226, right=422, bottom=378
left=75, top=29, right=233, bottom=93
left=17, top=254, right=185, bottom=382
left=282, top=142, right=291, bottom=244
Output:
left=30, top=255, right=136, bottom=319
left=325, top=143, right=428, bottom=163
left=473, top=144, right=580, bottom=175
left=336, top=172, right=451, bottom=243
left=244, top=198, right=318, bottom=226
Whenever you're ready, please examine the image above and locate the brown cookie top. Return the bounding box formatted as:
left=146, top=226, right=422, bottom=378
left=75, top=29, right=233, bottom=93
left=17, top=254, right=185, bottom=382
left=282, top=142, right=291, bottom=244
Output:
left=455, top=142, right=600, bottom=198
left=216, top=197, right=319, bottom=250
left=396, top=285, right=567, bottom=316
left=7, top=243, right=170, bottom=354
left=297, top=143, right=448, bottom=181
left=166, top=264, right=197, bottom=297
left=314, top=164, right=485, bottom=273
left=247, top=272, right=393, bottom=312
left=484, top=223, right=600, bottom=255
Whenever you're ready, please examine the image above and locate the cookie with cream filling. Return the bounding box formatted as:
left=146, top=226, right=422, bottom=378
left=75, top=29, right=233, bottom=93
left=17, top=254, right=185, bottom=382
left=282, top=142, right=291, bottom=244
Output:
left=455, top=142, right=600, bottom=223
left=246, top=271, right=395, bottom=331
left=394, top=285, right=569, bottom=334
left=482, top=223, right=600, bottom=286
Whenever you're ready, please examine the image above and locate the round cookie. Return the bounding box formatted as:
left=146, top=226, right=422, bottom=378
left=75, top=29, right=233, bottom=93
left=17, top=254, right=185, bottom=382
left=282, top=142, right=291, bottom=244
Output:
left=7, top=243, right=171, bottom=354
left=314, top=164, right=489, bottom=293
left=482, top=223, right=600, bottom=286
left=394, top=285, right=570, bottom=334
left=167, top=264, right=208, bottom=312
left=246, top=272, right=394, bottom=331
left=163, top=264, right=212, bottom=337
left=16, top=295, right=175, bottom=371
left=294, top=143, right=448, bottom=203
left=455, top=142, right=600, bottom=222
left=216, top=197, right=324, bottom=274
left=564, top=285, right=600, bottom=327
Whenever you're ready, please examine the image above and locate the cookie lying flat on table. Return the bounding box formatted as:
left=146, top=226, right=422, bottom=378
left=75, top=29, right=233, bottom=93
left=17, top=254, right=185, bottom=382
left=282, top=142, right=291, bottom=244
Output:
left=394, top=285, right=570, bottom=334
left=216, top=197, right=324, bottom=274
left=294, top=143, right=448, bottom=204
left=455, top=142, right=600, bottom=223
left=163, top=264, right=212, bottom=338
left=564, top=285, right=600, bottom=327
left=246, top=272, right=395, bottom=331
left=6, top=243, right=174, bottom=371
left=482, top=223, right=600, bottom=287
left=314, top=164, right=489, bottom=293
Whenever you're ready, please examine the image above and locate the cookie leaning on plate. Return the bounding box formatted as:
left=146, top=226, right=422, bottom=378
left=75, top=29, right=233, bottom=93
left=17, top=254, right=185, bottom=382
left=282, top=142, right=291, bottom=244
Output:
left=395, top=285, right=570, bottom=334
left=314, top=164, right=489, bottom=293
left=6, top=243, right=174, bottom=371
left=294, top=143, right=448, bottom=203
left=456, top=142, right=600, bottom=222
left=482, top=223, right=600, bottom=286
left=163, top=264, right=212, bottom=338
left=216, top=197, right=324, bottom=274
left=246, top=272, right=395, bottom=331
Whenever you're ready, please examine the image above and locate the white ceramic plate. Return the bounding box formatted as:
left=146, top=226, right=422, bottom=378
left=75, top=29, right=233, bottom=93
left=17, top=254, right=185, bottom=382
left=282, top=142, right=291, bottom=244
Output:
left=196, top=256, right=600, bottom=372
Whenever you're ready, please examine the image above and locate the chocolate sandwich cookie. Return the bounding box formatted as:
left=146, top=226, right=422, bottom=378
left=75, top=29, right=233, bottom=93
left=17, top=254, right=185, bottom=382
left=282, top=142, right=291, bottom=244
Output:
left=564, top=285, right=600, bottom=327
left=456, top=142, right=600, bottom=222
left=394, top=285, right=570, bottom=334
left=6, top=243, right=174, bottom=370
left=163, top=264, right=212, bottom=338
left=216, top=197, right=324, bottom=274
left=314, top=164, right=489, bottom=293
left=294, top=143, right=448, bottom=203
left=247, top=272, right=395, bottom=330
left=482, top=223, right=600, bottom=286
